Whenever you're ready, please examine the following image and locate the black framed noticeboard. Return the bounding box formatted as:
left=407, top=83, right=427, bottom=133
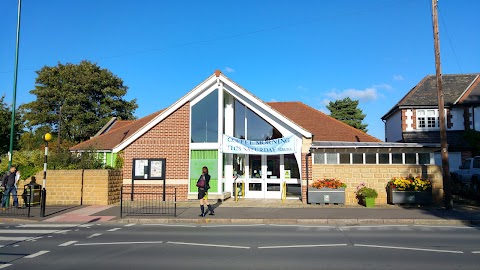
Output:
left=132, top=158, right=166, bottom=180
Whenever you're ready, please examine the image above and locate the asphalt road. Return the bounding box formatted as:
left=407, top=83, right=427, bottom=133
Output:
left=0, top=222, right=479, bottom=270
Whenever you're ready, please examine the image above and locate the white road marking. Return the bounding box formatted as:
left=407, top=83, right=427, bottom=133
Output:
left=354, top=244, right=463, bottom=254
left=413, top=225, right=475, bottom=229
left=167, top=241, right=250, bottom=249
left=142, top=224, right=197, bottom=228
left=124, top=224, right=136, bottom=227
left=24, top=250, right=50, bottom=258
left=201, top=224, right=266, bottom=228
left=26, top=236, right=43, bottom=242
left=0, top=245, right=4, bottom=248
left=54, top=230, right=71, bottom=234
left=75, top=241, right=164, bottom=246
left=87, top=233, right=102, bottom=239
left=472, top=251, right=480, bottom=254
left=106, top=228, right=122, bottom=232
left=269, top=224, right=336, bottom=228
left=17, top=224, right=80, bottom=228
left=59, top=241, right=77, bottom=247
left=0, top=264, right=12, bottom=269
left=258, top=244, right=348, bottom=249
left=0, top=237, right=30, bottom=241
left=0, top=230, right=57, bottom=234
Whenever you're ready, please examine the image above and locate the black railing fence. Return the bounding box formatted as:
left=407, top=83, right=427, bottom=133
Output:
left=120, top=186, right=177, bottom=218
left=0, top=185, right=40, bottom=218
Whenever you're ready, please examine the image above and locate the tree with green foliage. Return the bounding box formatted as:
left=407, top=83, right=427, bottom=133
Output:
left=20, top=60, right=138, bottom=143
left=326, top=97, right=368, bottom=132
left=0, top=95, right=22, bottom=156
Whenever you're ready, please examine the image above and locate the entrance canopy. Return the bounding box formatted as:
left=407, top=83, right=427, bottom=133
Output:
left=222, top=135, right=296, bottom=155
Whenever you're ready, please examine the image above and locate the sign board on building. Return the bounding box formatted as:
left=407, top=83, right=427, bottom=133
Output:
left=222, top=134, right=296, bottom=155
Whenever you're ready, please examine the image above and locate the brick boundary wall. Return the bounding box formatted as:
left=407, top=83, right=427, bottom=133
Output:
left=16, top=169, right=124, bottom=206
left=308, top=164, right=444, bottom=205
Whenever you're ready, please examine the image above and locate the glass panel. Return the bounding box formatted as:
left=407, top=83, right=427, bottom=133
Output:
left=365, top=153, right=376, bottom=164
left=352, top=153, right=363, bottom=164
left=379, top=153, right=390, bottom=164
left=233, top=154, right=246, bottom=177
left=473, top=159, right=480, bottom=169
left=267, top=155, right=280, bottom=179
left=418, top=118, right=426, bottom=128
left=286, top=184, right=301, bottom=197
left=426, top=110, right=435, bottom=116
left=246, top=107, right=282, bottom=141
left=190, top=150, right=218, bottom=192
left=234, top=100, right=246, bottom=139
left=249, top=183, right=262, bottom=191
left=284, top=154, right=300, bottom=179
left=191, top=89, right=218, bottom=143
left=418, top=153, right=431, bottom=164
left=249, top=155, right=262, bottom=178
left=427, top=117, right=436, bottom=127
left=326, top=153, right=338, bottom=164
left=417, top=110, right=425, bottom=116
left=392, top=153, right=403, bottom=164
left=267, top=183, right=280, bottom=191
left=313, top=153, right=325, bottom=164
left=405, top=153, right=416, bottom=164
left=339, top=153, right=350, bottom=164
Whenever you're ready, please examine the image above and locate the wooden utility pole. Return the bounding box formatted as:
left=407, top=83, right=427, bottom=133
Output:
left=431, top=0, right=452, bottom=210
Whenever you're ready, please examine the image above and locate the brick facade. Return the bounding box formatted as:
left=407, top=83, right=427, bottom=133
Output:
left=122, top=184, right=189, bottom=201
left=301, top=152, right=312, bottom=202
left=122, top=102, right=190, bottom=181
left=309, top=164, right=443, bottom=205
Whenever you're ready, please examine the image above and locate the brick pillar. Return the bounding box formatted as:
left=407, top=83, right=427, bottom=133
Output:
left=301, top=152, right=312, bottom=204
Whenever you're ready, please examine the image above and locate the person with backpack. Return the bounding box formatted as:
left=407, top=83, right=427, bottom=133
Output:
left=197, top=166, right=214, bottom=217
left=1, top=165, right=19, bottom=209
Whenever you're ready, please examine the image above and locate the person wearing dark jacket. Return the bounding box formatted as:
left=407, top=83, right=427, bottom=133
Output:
left=1, top=165, right=19, bottom=209
left=197, top=166, right=214, bottom=217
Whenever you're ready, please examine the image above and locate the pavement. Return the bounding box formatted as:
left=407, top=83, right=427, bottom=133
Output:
left=1, top=198, right=480, bottom=225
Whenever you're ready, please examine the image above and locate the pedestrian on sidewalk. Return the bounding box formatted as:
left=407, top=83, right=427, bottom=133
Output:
left=1, top=165, right=19, bottom=209
left=197, top=166, right=214, bottom=217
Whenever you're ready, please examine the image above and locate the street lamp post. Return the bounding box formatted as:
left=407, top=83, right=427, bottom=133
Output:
left=40, top=133, right=52, bottom=217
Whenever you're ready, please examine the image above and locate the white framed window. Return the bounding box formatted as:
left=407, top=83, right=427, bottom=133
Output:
left=416, top=109, right=439, bottom=130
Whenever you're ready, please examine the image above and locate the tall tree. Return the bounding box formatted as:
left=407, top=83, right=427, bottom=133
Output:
left=21, top=61, right=138, bottom=143
left=326, top=97, right=368, bottom=132
left=0, top=95, right=22, bottom=156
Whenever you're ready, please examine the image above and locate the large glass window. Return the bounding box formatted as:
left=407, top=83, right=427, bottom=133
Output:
left=392, top=153, right=403, bottom=164
left=326, top=153, right=338, bottom=164
left=191, top=89, right=218, bottom=143
left=313, top=153, right=325, bottom=164
left=417, top=109, right=439, bottom=129
left=418, top=153, right=431, bottom=164
left=405, top=153, right=416, bottom=164
left=267, top=155, right=280, bottom=179
left=352, top=153, right=363, bottom=164
left=379, top=153, right=390, bottom=164
left=233, top=154, right=246, bottom=177
left=365, top=153, right=376, bottom=164
left=249, top=155, right=262, bottom=178
left=340, top=153, right=350, bottom=164
left=246, top=108, right=282, bottom=141
left=284, top=154, right=300, bottom=179
left=234, top=100, right=246, bottom=139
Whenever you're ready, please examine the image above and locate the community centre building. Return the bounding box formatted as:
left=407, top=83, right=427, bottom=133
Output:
left=71, top=71, right=443, bottom=204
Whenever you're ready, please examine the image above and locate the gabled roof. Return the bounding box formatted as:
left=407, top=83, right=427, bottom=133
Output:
left=70, top=110, right=163, bottom=151
left=382, top=74, right=480, bottom=120
left=267, top=102, right=381, bottom=142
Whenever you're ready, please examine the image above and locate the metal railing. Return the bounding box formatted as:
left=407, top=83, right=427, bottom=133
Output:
left=120, top=186, right=177, bottom=218
left=0, top=185, right=38, bottom=218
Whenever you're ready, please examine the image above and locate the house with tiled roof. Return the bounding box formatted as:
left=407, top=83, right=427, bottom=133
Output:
left=382, top=74, right=480, bottom=170
left=71, top=71, right=442, bottom=204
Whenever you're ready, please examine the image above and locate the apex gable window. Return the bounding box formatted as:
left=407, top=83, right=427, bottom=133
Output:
left=416, top=109, right=439, bottom=129
left=234, top=100, right=282, bottom=141
left=191, top=89, right=219, bottom=143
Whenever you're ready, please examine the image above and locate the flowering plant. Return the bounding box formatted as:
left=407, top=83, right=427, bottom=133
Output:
left=355, top=182, right=378, bottom=198
left=388, top=176, right=432, bottom=191
left=310, top=178, right=347, bottom=189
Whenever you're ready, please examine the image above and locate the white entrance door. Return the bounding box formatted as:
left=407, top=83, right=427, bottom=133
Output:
left=246, top=155, right=264, bottom=198
left=265, top=155, right=282, bottom=199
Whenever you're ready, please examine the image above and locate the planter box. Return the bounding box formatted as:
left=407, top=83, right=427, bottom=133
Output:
left=308, top=187, right=345, bottom=204
left=387, top=187, right=433, bottom=205
left=365, top=197, right=375, bottom=208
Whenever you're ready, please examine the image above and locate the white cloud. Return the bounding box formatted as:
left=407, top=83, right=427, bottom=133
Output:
left=224, top=67, right=235, bottom=73
left=393, top=74, right=404, bottom=81
left=269, top=98, right=278, bottom=102
left=325, top=87, right=380, bottom=102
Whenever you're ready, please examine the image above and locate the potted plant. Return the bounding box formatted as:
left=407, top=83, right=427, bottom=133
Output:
left=308, top=178, right=346, bottom=205
left=387, top=176, right=433, bottom=205
left=356, top=183, right=378, bottom=208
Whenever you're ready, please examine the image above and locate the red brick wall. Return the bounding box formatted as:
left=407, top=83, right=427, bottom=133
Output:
left=122, top=184, right=189, bottom=201
left=301, top=152, right=312, bottom=203
left=122, top=102, right=190, bottom=181
left=401, top=109, right=407, bottom=131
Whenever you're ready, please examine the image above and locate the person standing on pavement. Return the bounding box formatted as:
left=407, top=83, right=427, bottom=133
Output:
left=1, top=165, right=19, bottom=209
left=197, top=166, right=214, bottom=217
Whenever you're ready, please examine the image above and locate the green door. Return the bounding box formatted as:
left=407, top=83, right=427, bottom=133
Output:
left=190, top=150, right=218, bottom=193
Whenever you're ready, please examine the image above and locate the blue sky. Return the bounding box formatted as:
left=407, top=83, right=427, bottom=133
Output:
left=1, top=0, right=479, bottom=140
